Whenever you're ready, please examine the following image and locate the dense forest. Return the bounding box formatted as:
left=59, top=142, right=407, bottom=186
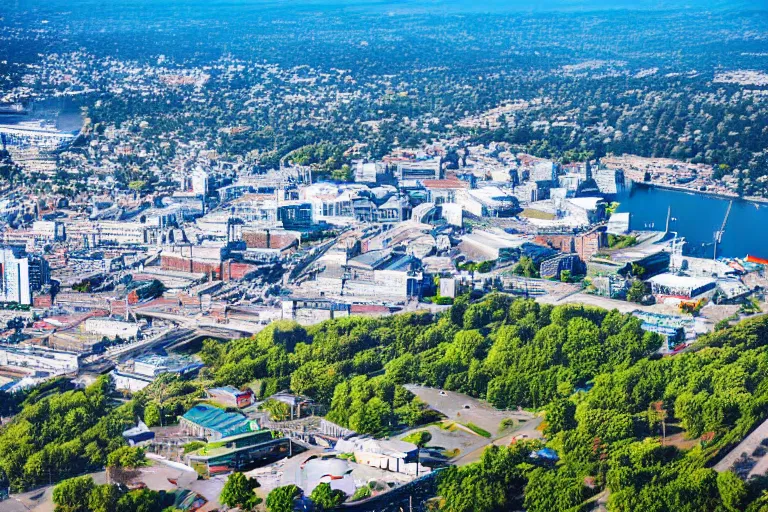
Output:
left=436, top=298, right=768, bottom=512
left=0, top=376, right=138, bottom=492
left=4, top=294, right=768, bottom=511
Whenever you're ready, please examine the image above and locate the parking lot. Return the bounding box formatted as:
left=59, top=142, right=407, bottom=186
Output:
left=404, top=384, right=536, bottom=435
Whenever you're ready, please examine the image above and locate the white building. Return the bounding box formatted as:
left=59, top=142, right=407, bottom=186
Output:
left=334, top=437, right=428, bottom=476
left=111, top=370, right=153, bottom=393
left=648, top=274, right=717, bottom=300
left=607, top=212, right=631, bottom=235
left=83, top=318, right=141, bottom=339
left=67, top=220, right=158, bottom=246
left=457, top=186, right=519, bottom=218
left=0, top=345, right=80, bottom=374
left=565, top=197, right=605, bottom=225
left=32, top=220, right=66, bottom=242
left=0, top=246, right=31, bottom=304
left=354, top=161, right=380, bottom=184
left=192, top=168, right=209, bottom=196
left=532, top=160, right=558, bottom=184
left=111, top=354, right=203, bottom=392
left=394, top=158, right=441, bottom=181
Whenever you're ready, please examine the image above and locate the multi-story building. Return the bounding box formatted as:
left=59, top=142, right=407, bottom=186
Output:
left=27, top=254, right=50, bottom=293
left=32, top=220, right=66, bottom=242
left=0, top=246, right=31, bottom=304
left=67, top=220, right=159, bottom=246
left=192, top=168, right=209, bottom=196
left=394, top=158, right=442, bottom=181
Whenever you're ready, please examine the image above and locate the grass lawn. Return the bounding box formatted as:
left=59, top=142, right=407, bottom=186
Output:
left=520, top=208, right=556, bottom=220
left=463, top=422, right=492, bottom=438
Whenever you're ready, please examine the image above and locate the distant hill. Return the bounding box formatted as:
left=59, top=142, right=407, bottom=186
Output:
left=8, top=0, right=763, bottom=15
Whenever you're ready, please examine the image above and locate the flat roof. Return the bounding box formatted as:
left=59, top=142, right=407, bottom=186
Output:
left=648, top=273, right=716, bottom=289
left=567, top=197, right=603, bottom=210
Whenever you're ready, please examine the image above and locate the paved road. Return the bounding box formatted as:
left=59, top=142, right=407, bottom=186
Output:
left=714, top=416, right=768, bottom=475
left=0, top=472, right=106, bottom=512
left=453, top=417, right=544, bottom=466
left=403, top=385, right=543, bottom=466
left=538, top=292, right=651, bottom=313
left=404, top=385, right=534, bottom=434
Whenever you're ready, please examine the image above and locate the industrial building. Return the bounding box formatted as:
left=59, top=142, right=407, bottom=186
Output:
left=460, top=230, right=554, bottom=263
left=458, top=186, right=520, bottom=218
left=83, top=318, right=141, bottom=339
left=0, top=345, right=80, bottom=375
left=281, top=298, right=351, bottom=325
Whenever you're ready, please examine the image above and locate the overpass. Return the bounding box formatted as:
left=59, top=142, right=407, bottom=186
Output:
left=104, top=327, right=197, bottom=361
left=132, top=309, right=262, bottom=336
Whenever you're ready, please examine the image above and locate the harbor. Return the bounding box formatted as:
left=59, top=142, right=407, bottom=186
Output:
left=615, top=184, right=768, bottom=260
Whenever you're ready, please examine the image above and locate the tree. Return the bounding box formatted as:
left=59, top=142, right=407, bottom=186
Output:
left=198, top=339, right=225, bottom=367
left=348, top=396, right=393, bottom=436
left=53, top=476, right=95, bottom=512
left=220, top=472, right=261, bottom=511
left=128, top=180, right=147, bottom=192
left=266, top=485, right=301, bottom=512
left=144, top=403, right=161, bottom=427
left=560, top=270, right=572, bottom=283
left=514, top=256, right=538, bottom=278
left=717, top=471, right=747, bottom=512
left=115, top=488, right=165, bottom=512
left=545, top=398, right=576, bottom=435
left=410, top=431, right=432, bottom=477
left=438, top=443, right=535, bottom=512
left=524, top=468, right=587, bottom=512
left=627, top=280, right=648, bottom=304
left=309, top=482, right=345, bottom=510
left=261, top=399, right=291, bottom=422
left=88, top=484, right=123, bottom=512
left=107, top=446, right=146, bottom=469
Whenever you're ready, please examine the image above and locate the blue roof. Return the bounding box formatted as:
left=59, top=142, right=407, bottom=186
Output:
left=182, top=404, right=251, bottom=437
left=532, top=448, right=559, bottom=460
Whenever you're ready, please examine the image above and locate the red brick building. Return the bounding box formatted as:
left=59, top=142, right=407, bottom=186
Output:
left=534, top=226, right=605, bottom=262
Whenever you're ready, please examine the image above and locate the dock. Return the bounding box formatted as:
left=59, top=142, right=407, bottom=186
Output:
left=713, top=200, right=733, bottom=259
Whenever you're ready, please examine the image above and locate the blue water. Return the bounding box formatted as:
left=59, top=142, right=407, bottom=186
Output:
left=614, top=185, right=768, bottom=259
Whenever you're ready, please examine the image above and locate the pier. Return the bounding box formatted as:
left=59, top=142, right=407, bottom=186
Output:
left=713, top=200, right=733, bottom=259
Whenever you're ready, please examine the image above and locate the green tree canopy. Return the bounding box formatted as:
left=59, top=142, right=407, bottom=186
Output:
left=220, top=472, right=261, bottom=511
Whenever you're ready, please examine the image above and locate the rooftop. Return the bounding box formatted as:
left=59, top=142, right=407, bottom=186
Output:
left=648, top=273, right=716, bottom=290
left=421, top=179, right=469, bottom=190
left=181, top=404, right=253, bottom=437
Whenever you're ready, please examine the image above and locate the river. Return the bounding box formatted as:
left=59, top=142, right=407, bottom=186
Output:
left=614, top=185, right=768, bottom=259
